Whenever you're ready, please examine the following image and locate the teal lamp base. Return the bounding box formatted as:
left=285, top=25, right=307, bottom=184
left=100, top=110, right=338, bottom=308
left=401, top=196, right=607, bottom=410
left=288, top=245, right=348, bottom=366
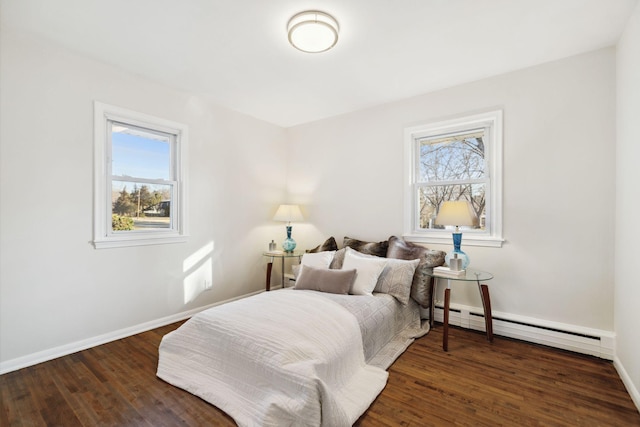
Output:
left=445, top=232, right=470, bottom=269
left=282, top=225, right=297, bottom=252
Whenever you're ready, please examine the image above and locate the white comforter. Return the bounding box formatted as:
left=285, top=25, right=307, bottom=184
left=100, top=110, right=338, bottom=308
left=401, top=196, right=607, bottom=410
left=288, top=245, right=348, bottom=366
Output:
left=157, top=290, right=390, bottom=427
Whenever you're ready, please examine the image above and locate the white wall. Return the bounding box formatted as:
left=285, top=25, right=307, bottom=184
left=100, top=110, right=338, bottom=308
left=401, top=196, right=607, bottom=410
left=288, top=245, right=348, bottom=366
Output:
left=287, top=48, right=616, bottom=333
left=0, top=28, right=288, bottom=367
left=615, top=1, right=640, bottom=408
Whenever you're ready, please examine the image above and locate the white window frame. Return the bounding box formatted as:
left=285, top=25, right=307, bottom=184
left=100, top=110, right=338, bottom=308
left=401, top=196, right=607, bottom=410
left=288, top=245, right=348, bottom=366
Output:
left=403, top=110, right=503, bottom=247
left=93, top=101, right=189, bottom=249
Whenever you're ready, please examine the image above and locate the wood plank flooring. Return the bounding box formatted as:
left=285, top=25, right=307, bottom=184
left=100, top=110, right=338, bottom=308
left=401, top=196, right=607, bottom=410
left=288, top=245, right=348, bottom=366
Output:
left=1, top=322, right=639, bottom=426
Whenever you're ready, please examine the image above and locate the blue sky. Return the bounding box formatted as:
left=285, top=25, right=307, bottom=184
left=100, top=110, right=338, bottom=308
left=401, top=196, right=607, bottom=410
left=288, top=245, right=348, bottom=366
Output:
left=111, top=131, right=170, bottom=181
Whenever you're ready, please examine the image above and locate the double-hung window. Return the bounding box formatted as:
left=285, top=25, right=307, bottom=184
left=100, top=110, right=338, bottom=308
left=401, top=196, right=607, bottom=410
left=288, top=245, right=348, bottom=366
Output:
left=93, top=102, right=188, bottom=248
left=404, top=110, right=503, bottom=247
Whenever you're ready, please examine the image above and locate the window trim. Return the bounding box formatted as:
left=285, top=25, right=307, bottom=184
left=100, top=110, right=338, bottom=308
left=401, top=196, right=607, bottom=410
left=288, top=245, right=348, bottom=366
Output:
left=93, top=101, right=189, bottom=249
left=403, top=110, right=503, bottom=248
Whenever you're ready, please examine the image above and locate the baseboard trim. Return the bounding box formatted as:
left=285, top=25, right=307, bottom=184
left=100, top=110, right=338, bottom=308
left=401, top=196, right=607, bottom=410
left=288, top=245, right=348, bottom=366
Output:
left=614, top=356, right=640, bottom=412
left=429, top=303, right=615, bottom=360
left=0, top=290, right=262, bottom=375
left=1, top=294, right=620, bottom=376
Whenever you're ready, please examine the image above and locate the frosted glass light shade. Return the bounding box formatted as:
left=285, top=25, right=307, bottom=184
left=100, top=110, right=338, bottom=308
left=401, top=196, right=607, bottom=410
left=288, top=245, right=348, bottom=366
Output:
left=287, top=11, right=339, bottom=53
left=273, top=204, right=304, bottom=223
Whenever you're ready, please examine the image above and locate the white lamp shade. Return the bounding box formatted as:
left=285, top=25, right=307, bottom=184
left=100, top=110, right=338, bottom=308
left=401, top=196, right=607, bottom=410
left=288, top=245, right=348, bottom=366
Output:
left=273, top=204, right=304, bottom=223
left=287, top=11, right=339, bottom=53
left=435, top=201, right=478, bottom=227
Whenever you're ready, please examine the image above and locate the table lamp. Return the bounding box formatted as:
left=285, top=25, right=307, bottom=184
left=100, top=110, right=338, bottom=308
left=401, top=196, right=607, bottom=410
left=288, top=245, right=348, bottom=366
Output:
left=435, top=200, right=478, bottom=270
left=273, top=204, right=304, bottom=252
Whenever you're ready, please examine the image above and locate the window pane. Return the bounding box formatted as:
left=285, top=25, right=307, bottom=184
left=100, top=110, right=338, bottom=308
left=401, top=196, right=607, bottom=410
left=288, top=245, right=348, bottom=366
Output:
left=418, top=130, right=485, bottom=183
left=418, top=184, right=486, bottom=230
left=111, top=122, right=171, bottom=180
left=111, top=180, right=172, bottom=232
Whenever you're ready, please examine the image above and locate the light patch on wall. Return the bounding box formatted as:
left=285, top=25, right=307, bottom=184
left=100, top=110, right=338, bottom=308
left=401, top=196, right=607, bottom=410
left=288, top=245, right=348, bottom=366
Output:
left=287, top=176, right=320, bottom=205
left=183, top=241, right=214, bottom=304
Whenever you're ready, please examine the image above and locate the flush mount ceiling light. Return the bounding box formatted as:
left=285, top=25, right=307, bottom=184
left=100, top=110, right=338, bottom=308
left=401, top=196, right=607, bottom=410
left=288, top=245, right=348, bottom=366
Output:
left=287, top=10, right=339, bottom=53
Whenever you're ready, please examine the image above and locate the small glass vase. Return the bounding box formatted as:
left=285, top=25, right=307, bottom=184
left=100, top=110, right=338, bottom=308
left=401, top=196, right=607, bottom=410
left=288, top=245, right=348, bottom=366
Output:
left=282, top=225, right=297, bottom=252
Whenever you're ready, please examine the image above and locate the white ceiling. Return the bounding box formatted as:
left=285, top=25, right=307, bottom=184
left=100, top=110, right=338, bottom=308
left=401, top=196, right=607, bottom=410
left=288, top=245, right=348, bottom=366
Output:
left=3, top=0, right=638, bottom=127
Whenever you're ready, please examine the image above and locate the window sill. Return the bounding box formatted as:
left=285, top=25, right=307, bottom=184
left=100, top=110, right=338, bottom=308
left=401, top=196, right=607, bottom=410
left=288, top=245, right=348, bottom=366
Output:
left=403, top=233, right=504, bottom=248
left=93, top=234, right=188, bottom=249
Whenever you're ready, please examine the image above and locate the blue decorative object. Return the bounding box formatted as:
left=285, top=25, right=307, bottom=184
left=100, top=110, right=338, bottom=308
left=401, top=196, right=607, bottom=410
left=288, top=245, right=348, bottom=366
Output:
left=273, top=204, right=303, bottom=252
left=435, top=201, right=477, bottom=270
left=445, top=232, right=470, bottom=269
left=282, top=225, right=297, bottom=252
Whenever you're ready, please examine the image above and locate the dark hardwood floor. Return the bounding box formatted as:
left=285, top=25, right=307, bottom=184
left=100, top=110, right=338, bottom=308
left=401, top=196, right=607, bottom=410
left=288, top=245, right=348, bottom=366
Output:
left=1, top=321, right=639, bottom=426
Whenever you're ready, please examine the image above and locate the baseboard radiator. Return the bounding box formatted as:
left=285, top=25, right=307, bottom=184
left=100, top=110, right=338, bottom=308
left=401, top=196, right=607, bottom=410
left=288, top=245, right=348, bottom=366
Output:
left=429, top=303, right=615, bottom=360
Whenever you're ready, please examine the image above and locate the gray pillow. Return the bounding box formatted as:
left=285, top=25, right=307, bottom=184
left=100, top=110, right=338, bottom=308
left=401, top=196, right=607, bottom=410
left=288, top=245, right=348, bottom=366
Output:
left=375, top=257, right=420, bottom=305
left=294, top=265, right=357, bottom=294
left=306, top=236, right=338, bottom=253
left=386, top=235, right=445, bottom=267
left=386, top=236, right=446, bottom=307
left=329, top=247, right=346, bottom=269
left=343, top=236, right=389, bottom=258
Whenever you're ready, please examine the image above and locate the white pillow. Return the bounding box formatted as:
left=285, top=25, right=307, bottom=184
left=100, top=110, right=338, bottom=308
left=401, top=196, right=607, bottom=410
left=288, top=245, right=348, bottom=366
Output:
left=342, top=247, right=388, bottom=295
left=301, top=251, right=335, bottom=269
left=294, top=251, right=336, bottom=278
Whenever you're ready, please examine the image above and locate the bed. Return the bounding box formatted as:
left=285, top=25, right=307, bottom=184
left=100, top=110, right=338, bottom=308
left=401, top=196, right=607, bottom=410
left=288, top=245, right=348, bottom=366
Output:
left=157, top=236, right=445, bottom=426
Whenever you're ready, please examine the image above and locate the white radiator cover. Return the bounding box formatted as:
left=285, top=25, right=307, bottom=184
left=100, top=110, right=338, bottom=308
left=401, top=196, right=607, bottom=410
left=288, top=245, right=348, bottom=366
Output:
left=426, top=303, right=615, bottom=360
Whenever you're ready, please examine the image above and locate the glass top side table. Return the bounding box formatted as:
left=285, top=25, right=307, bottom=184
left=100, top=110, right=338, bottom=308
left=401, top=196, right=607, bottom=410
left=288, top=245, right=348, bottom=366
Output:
left=262, top=251, right=304, bottom=291
left=432, top=267, right=494, bottom=351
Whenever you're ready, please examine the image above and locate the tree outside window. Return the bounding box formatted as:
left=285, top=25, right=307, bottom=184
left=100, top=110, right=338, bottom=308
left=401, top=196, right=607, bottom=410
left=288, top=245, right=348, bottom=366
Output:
left=417, top=130, right=486, bottom=230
